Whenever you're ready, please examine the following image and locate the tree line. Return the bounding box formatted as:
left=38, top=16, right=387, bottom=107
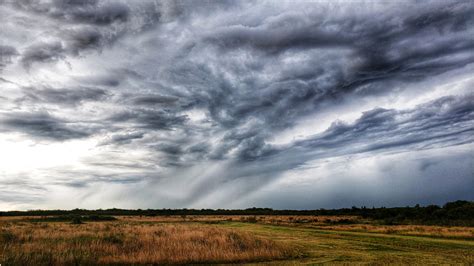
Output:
left=1, top=200, right=472, bottom=226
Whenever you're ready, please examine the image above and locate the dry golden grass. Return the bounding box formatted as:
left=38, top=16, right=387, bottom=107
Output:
left=117, top=214, right=359, bottom=225
left=79, top=215, right=474, bottom=239
left=0, top=220, right=298, bottom=265
left=314, top=224, right=474, bottom=238
left=2, top=215, right=472, bottom=240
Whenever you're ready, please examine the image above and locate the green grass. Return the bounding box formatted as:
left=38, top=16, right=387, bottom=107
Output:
left=217, top=222, right=474, bottom=264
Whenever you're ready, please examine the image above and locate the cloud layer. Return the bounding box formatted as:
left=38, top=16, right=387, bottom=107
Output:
left=0, top=0, right=473, bottom=210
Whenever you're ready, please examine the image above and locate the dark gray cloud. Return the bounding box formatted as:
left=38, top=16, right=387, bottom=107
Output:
left=20, top=42, right=66, bottom=68
left=0, top=0, right=473, bottom=209
left=0, top=112, right=92, bottom=141
left=12, top=0, right=130, bottom=25
left=129, top=94, right=179, bottom=106
left=0, top=45, right=18, bottom=69
left=292, top=95, right=474, bottom=158
left=18, top=86, right=108, bottom=106
left=64, top=27, right=104, bottom=55
left=109, top=108, right=188, bottom=130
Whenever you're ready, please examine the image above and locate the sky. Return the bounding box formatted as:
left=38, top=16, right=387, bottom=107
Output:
left=0, top=0, right=473, bottom=210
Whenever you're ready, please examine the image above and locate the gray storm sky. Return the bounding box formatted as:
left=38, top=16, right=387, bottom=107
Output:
left=0, top=0, right=473, bottom=210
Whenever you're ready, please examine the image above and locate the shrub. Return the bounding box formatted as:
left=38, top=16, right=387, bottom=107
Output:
left=246, top=216, right=257, bottom=223
left=71, top=216, right=84, bottom=224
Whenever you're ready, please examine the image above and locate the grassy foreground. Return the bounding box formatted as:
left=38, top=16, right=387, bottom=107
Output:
left=220, top=222, right=474, bottom=264
left=1, top=216, right=473, bottom=264
left=0, top=221, right=297, bottom=265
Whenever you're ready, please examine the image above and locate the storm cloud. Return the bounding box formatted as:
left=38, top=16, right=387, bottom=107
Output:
left=0, top=0, right=472, bottom=210
left=0, top=111, right=92, bottom=141
left=18, top=86, right=108, bottom=106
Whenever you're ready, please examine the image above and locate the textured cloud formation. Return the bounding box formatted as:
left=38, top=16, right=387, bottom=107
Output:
left=0, top=0, right=473, bottom=210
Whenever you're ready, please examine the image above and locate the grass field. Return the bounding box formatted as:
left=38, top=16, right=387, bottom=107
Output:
left=1, top=215, right=473, bottom=265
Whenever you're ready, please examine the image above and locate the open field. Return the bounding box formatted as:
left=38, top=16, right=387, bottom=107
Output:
left=0, top=219, right=298, bottom=265
left=1, top=215, right=473, bottom=265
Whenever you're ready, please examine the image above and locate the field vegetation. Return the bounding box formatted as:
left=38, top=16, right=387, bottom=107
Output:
left=0, top=219, right=299, bottom=265
left=1, top=201, right=473, bottom=265
left=117, top=215, right=474, bottom=239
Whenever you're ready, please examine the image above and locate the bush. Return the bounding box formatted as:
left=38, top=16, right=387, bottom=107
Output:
left=71, top=216, right=83, bottom=224
left=246, top=216, right=258, bottom=223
